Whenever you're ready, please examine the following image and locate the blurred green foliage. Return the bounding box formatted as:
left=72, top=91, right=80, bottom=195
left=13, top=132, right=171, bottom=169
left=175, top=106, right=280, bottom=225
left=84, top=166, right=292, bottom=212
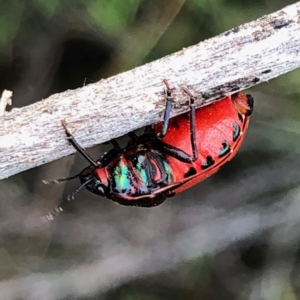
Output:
left=0, top=2, right=23, bottom=47
left=87, top=0, right=142, bottom=34
left=32, top=0, right=63, bottom=16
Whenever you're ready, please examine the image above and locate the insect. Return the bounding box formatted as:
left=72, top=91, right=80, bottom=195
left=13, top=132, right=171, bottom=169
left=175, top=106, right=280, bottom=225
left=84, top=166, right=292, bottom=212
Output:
left=43, top=80, right=253, bottom=219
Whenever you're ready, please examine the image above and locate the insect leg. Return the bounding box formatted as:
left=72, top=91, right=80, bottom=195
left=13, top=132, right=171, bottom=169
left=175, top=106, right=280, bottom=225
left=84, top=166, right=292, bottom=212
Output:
left=159, top=79, right=174, bottom=138
left=143, top=125, right=153, bottom=133
left=128, top=131, right=138, bottom=142
left=43, top=178, right=93, bottom=222
left=108, top=139, right=120, bottom=149
left=62, top=120, right=99, bottom=167
left=42, top=173, right=81, bottom=185
left=181, top=88, right=198, bottom=161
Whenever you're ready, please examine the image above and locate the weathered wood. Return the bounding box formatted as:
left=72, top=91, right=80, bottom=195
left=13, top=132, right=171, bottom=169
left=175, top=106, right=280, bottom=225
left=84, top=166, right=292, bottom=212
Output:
left=1, top=2, right=300, bottom=179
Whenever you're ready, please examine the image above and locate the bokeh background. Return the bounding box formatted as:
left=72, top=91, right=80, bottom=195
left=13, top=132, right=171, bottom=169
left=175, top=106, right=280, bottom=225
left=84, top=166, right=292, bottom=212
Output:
left=1, top=0, right=300, bottom=299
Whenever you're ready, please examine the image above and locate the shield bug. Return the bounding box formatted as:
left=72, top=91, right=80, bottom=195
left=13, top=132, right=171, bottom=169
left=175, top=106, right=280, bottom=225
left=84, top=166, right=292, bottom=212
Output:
left=43, top=80, right=253, bottom=220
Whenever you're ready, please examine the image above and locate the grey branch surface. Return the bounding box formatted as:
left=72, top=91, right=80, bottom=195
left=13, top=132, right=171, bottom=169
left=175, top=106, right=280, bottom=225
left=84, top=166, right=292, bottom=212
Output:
left=1, top=2, right=300, bottom=179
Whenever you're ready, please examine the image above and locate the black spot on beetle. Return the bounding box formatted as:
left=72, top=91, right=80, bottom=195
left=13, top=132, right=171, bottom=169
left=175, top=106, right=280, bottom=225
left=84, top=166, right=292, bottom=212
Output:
left=184, top=167, right=197, bottom=178
left=238, top=113, right=243, bottom=123
left=218, top=141, right=231, bottom=157
left=233, top=122, right=241, bottom=142
left=261, top=69, right=271, bottom=74
left=253, top=77, right=260, bottom=83
left=201, top=156, right=215, bottom=170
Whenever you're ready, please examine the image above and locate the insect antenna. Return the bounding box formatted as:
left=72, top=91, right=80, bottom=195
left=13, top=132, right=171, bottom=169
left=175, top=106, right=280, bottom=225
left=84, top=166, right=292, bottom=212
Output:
left=42, top=172, right=81, bottom=185
left=42, top=177, right=94, bottom=222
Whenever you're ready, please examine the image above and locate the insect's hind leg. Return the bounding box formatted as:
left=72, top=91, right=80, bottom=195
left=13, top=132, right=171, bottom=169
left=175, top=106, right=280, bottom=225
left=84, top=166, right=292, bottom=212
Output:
left=180, top=87, right=198, bottom=161
left=158, top=79, right=174, bottom=138
left=143, top=125, right=153, bottom=133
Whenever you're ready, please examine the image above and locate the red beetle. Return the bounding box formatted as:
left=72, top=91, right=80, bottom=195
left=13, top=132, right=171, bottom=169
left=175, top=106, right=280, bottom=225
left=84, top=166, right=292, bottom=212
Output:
left=44, top=80, right=253, bottom=219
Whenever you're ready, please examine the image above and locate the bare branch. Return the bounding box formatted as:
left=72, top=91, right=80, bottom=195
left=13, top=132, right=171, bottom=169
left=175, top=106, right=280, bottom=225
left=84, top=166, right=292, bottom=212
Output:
left=1, top=2, right=300, bottom=179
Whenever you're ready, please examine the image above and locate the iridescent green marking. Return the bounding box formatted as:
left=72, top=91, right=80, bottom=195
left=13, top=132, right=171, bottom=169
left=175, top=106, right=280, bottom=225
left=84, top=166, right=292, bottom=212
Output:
left=113, top=161, right=130, bottom=190
left=135, top=155, right=147, bottom=183
left=162, top=160, right=173, bottom=183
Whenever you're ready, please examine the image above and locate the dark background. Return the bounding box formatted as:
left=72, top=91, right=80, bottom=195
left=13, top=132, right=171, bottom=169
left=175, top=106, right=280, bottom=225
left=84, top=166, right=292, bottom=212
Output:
left=1, top=0, right=300, bottom=299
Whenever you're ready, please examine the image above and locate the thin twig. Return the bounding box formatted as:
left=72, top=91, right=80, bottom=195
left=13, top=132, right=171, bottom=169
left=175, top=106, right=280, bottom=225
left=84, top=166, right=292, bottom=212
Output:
left=0, top=2, right=300, bottom=179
